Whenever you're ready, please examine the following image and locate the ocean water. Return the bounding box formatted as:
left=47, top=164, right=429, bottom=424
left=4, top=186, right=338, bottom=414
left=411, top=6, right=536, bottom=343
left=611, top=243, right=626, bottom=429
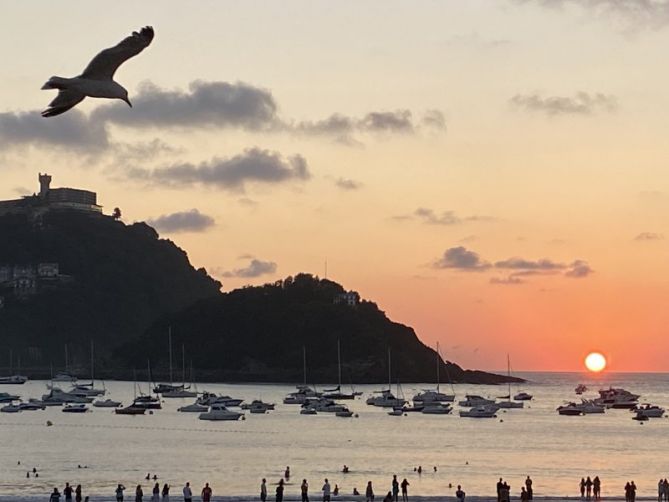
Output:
left=1, top=372, right=668, bottom=499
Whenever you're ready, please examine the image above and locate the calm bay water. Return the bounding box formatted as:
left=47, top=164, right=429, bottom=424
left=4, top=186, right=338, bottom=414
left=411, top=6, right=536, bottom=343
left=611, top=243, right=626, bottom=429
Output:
left=1, top=372, right=669, bottom=498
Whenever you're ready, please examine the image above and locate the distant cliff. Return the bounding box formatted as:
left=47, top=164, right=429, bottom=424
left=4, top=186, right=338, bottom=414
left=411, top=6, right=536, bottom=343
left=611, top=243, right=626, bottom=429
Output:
left=0, top=211, right=221, bottom=368
left=120, top=274, right=520, bottom=384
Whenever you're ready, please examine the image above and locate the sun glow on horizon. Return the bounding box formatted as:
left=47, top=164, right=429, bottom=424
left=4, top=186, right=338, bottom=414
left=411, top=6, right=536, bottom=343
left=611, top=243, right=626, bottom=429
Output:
left=585, top=352, right=607, bottom=373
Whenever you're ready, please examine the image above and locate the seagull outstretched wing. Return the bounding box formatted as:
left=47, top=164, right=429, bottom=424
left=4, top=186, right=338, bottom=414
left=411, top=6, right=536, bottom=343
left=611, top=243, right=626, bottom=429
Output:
left=41, top=89, right=86, bottom=117
left=80, top=26, right=154, bottom=80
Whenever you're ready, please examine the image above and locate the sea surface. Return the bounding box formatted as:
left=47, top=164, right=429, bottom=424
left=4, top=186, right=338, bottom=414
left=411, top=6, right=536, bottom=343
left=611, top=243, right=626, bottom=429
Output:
left=1, top=372, right=669, bottom=499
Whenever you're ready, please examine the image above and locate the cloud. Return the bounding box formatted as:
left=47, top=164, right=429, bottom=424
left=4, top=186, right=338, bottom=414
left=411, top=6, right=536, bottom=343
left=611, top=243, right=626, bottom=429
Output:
left=516, top=0, right=669, bottom=30
left=131, top=148, right=310, bottom=191
left=510, top=92, right=618, bottom=115
left=490, top=276, right=525, bottom=285
left=421, top=110, right=447, bottom=130
left=335, top=178, right=362, bottom=190
left=634, top=232, right=664, bottom=241
left=360, top=110, right=414, bottom=133
left=147, top=209, right=215, bottom=234
left=565, top=260, right=593, bottom=278
left=92, top=80, right=279, bottom=130
left=398, top=208, right=495, bottom=225
left=494, top=257, right=565, bottom=270
left=0, top=109, right=108, bottom=152
left=432, top=246, right=491, bottom=271
left=220, top=258, right=278, bottom=278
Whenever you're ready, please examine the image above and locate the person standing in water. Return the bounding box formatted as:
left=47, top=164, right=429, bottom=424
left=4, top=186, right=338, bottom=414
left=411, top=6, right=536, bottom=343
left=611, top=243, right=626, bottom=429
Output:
left=161, top=483, right=170, bottom=501
left=64, top=483, right=73, bottom=502
left=586, top=477, right=593, bottom=499
left=391, top=476, right=399, bottom=502
left=135, top=485, right=143, bottom=502
left=276, top=480, right=285, bottom=502
left=456, top=485, right=465, bottom=502
left=580, top=479, right=586, bottom=499
left=152, top=483, right=160, bottom=502
left=183, top=482, right=192, bottom=502
left=285, top=467, right=291, bottom=480
left=593, top=477, right=601, bottom=501
left=525, top=477, right=533, bottom=500
left=322, top=479, right=332, bottom=502
left=116, top=484, right=126, bottom=502
left=75, top=485, right=82, bottom=502
left=50, top=488, right=62, bottom=502
left=201, top=483, right=212, bottom=502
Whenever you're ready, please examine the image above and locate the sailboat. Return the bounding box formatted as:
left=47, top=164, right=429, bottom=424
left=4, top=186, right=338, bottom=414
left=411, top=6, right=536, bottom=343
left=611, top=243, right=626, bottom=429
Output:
left=116, top=370, right=146, bottom=415
left=71, top=341, right=105, bottom=397
left=366, top=349, right=406, bottom=407
left=413, top=342, right=455, bottom=405
left=283, top=347, right=321, bottom=405
left=153, top=327, right=186, bottom=394
left=497, top=355, right=524, bottom=409
left=52, top=345, right=77, bottom=382
left=0, top=349, right=28, bottom=384
left=323, top=340, right=355, bottom=400
left=133, top=361, right=162, bottom=409
left=163, top=346, right=197, bottom=398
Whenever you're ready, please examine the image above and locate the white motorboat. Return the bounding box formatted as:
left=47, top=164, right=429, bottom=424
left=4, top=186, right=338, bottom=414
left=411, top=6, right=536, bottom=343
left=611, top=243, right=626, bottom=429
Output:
left=1, top=403, right=21, bottom=413
left=458, top=395, right=495, bottom=407
left=633, top=404, right=665, bottom=418
left=0, top=392, right=20, bottom=403
left=557, top=403, right=584, bottom=416
left=421, top=403, right=452, bottom=415
left=0, top=375, right=28, bottom=385
left=178, top=402, right=209, bottom=413
left=513, top=392, right=533, bottom=401
left=303, top=398, right=348, bottom=413
left=62, top=404, right=89, bottom=413
left=198, top=404, right=244, bottom=421
left=595, top=387, right=640, bottom=408
left=578, top=399, right=605, bottom=414
left=93, top=399, right=122, bottom=408
left=197, top=392, right=243, bottom=407
left=459, top=405, right=498, bottom=418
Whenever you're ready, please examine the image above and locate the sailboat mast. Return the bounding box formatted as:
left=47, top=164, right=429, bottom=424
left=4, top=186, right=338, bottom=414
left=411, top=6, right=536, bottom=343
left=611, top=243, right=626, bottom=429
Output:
left=64, top=344, right=69, bottom=373
left=9, top=349, right=12, bottom=375
left=302, top=346, right=307, bottom=386
left=168, top=327, right=173, bottom=384
left=436, top=342, right=440, bottom=393
left=90, top=340, right=95, bottom=384
left=507, top=354, right=511, bottom=402
left=182, top=344, right=186, bottom=387
left=387, top=348, right=391, bottom=391
left=337, top=339, right=342, bottom=388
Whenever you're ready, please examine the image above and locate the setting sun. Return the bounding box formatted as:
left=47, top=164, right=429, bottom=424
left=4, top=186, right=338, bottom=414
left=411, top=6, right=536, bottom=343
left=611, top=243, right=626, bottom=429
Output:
left=585, top=352, right=607, bottom=373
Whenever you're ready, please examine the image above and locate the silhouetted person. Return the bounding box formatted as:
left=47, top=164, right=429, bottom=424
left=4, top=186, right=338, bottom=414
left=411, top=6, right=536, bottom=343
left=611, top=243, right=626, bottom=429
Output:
left=525, top=477, right=533, bottom=500
left=276, top=480, right=285, bottom=502
left=135, top=485, right=143, bottom=502
left=261, top=479, right=267, bottom=502
left=146, top=474, right=151, bottom=481
left=630, top=481, right=637, bottom=502
left=663, top=479, right=668, bottom=502
left=152, top=483, right=160, bottom=502
left=201, top=483, right=212, bottom=502
left=302, top=479, right=310, bottom=502
left=586, top=477, right=593, bottom=499
left=401, top=479, right=409, bottom=502
left=593, top=477, right=601, bottom=501
left=580, top=479, right=586, bottom=499
left=383, top=492, right=393, bottom=502
left=75, top=484, right=82, bottom=502
left=366, top=481, right=375, bottom=502
left=625, top=482, right=631, bottom=502
left=521, top=487, right=528, bottom=502
left=64, top=482, right=73, bottom=502
left=323, top=479, right=331, bottom=502
left=285, top=467, right=291, bottom=480
left=497, top=479, right=504, bottom=502
left=354, top=489, right=360, bottom=496
left=183, top=482, right=192, bottom=502
left=50, top=488, right=61, bottom=502
left=392, top=475, right=399, bottom=502
left=161, top=483, right=169, bottom=501
left=456, top=485, right=465, bottom=502
left=116, top=484, right=126, bottom=502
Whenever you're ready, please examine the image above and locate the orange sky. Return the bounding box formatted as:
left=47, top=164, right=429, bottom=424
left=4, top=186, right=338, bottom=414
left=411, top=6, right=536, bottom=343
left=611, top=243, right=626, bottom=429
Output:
left=1, top=1, right=669, bottom=371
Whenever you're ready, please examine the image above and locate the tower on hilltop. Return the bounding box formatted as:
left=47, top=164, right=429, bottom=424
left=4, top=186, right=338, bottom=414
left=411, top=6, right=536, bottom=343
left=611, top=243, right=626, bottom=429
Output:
left=39, top=173, right=52, bottom=198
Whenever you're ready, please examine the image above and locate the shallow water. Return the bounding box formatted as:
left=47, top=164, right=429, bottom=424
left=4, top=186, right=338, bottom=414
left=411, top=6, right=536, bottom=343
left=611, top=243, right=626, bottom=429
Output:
left=1, top=372, right=669, bottom=499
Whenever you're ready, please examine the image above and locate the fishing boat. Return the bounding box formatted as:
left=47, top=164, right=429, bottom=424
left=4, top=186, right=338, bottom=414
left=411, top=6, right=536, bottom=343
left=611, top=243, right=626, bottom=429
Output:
left=413, top=342, right=455, bottom=405
left=198, top=404, right=244, bottom=421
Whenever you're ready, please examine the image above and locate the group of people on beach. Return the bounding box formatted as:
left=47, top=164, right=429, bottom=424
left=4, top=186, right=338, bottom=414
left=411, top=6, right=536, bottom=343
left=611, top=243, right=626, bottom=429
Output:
left=579, top=476, right=601, bottom=500
left=658, top=479, right=669, bottom=502
left=49, top=481, right=213, bottom=502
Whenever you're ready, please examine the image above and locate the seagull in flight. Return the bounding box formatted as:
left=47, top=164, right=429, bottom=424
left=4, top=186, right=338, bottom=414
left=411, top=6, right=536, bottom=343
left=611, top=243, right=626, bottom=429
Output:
left=41, top=26, right=155, bottom=118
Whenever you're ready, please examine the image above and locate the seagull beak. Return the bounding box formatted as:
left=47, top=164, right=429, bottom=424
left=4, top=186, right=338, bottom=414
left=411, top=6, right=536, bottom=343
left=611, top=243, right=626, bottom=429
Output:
left=124, top=98, right=132, bottom=108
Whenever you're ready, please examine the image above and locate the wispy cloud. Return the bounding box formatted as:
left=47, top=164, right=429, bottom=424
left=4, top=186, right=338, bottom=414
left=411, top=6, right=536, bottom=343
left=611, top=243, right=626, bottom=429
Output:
left=397, top=208, right=495, bottom=226
left=334, top=178, right=362, bottom=191
left=432, top=246, right=491, bottom=271
left=634, top=232, right=664, bottom=241
left=130, top=148, right=310, bottom=192
left=510, top=92, right=617, bottom=116
left=147, top=209, right=215, bottom=234
left=218, top=258, right=278, bottom=278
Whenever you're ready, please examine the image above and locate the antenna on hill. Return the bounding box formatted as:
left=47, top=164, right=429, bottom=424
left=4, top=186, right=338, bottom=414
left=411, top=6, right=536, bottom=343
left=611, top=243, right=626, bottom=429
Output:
left=324, top=259, right=328, bottom=279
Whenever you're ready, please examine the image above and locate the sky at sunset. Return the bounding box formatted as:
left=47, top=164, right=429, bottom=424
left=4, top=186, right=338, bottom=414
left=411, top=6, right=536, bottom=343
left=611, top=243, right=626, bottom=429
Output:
left=2, top=1, right=669, bottom=372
